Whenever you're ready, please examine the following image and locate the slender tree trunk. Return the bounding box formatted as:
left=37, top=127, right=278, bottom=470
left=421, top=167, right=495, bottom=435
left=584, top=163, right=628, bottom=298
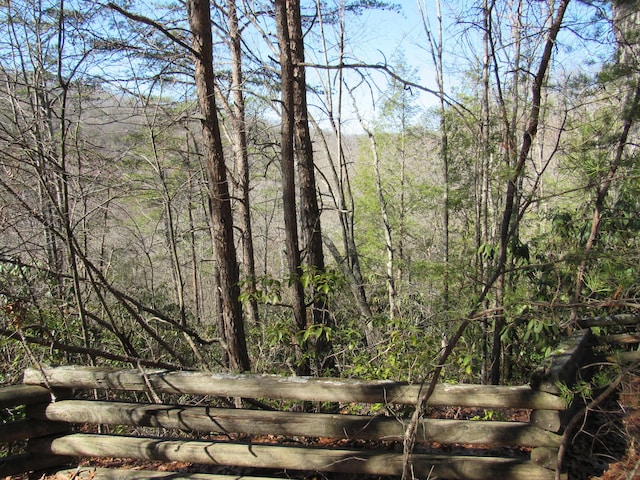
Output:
left=397, top=120, right=406, bottom=287
left=371, top=130, right=397, bottom=319
left=490, top=0, right=570, bottom=384
left=419, top=0, right=449, bottom=313
left=187, top=0, right=250, bottom=372
left=435, top=0, right=449, bottom=313
left=314, top=1, right=374, bottom=338
left=275, top=0, right=310, bottom=375
left=227, top=0, right=260, bottom=328
left=479, top=0, right=493, bottom=384
left=287, top=0, right=334, bottom=372
left=349, top=85, right=397, bottom=320
left=150, top=148, right=187, bottom=326
left=183, top=130, right=202, bottom=325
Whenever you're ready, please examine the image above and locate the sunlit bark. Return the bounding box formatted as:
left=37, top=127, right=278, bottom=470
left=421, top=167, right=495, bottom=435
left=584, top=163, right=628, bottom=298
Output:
left=275, top=0, right=309, bottom=375
left=187, top=0, right=250, bottom=372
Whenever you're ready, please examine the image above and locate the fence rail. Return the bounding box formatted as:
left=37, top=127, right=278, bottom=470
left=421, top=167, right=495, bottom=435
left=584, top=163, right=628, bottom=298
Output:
left=1, top=325, right=626, bottom=480
left=22, top=366, right=567, bottom=409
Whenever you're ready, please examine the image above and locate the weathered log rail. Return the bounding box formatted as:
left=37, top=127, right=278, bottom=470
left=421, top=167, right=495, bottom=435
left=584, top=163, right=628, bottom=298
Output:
left=0, top=329, right=606, bottom=480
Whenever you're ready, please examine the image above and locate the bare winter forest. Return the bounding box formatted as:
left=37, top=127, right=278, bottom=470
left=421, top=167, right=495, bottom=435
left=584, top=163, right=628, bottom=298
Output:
left=0, top=0, right=639, bottom=466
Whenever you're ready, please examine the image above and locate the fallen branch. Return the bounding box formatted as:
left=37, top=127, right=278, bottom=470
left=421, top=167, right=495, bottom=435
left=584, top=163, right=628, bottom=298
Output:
left=0, top=327, right=184, bottom=371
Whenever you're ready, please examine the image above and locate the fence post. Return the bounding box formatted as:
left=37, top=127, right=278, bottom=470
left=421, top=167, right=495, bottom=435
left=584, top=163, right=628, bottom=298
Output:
left=0, top=385, right=72, bottom=476
left=528, top=329, right=593, bottom=474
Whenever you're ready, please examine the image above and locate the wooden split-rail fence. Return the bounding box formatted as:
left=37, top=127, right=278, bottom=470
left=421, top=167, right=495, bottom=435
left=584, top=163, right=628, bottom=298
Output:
left=1, top=317, right=637, bottom=480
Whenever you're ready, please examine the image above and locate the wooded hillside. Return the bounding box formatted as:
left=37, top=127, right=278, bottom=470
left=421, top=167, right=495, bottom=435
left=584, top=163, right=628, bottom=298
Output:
left=0, top=0, right=638, bottom=386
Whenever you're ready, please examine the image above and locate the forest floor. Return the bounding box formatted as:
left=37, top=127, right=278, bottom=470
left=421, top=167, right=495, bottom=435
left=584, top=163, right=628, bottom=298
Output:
left=585, top=374, right=640, bottom=480
left=560, top=371, right=640, bottom=480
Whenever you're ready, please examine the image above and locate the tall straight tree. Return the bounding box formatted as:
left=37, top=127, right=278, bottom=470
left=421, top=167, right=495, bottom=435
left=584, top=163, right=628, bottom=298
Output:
left=275, top=0, right=310, bottom=375
left=479, top=0, right=493, bottom=384
left=287, top=0, right=334, bottom=371
left=418, top=0, right=450, bottom=312
left=226, top=0, right=260, bottom=328
left=187, top=0, right=250, bottom=372
left=313, top=0, right=375, bottom=339
left=490, top=0, right=571, bottom=383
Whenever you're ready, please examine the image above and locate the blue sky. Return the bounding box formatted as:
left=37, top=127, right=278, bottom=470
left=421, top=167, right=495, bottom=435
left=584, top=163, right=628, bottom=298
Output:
left=352, top=1, right=441, bottom=90
left=304, top=0, right=615, bottom=133
left=304, top=1, right=443, bottom=133
left=93, top=0, right=614, bottom=134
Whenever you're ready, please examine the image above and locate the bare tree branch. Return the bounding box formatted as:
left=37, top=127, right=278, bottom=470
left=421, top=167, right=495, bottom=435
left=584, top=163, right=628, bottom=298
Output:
left=301, top=60, right=475, bottom=118
left=0, top=327, right=184, bottom=371
left=106, top=2, right=198, bottom=58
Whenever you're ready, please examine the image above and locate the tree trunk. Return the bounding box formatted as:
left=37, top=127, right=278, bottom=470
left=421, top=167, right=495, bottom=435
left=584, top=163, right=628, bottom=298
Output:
left=479, top=0, right=493, bottom=385
left=287, top=0, right=334, bottom=372
left=420, top=0, right=449, bottom=313
left=313, top=1, right=374, bottom=340
left=349, top=91, right=397, bottom=320
left=183, top=131, right=202, bottom=325
left=227, top=0, right=260, bottom=328
left=187, top=0, right=250, bottom=372
left=275, top=0, right=309, bottom=375
left=370, top=130, right=397, bottom=319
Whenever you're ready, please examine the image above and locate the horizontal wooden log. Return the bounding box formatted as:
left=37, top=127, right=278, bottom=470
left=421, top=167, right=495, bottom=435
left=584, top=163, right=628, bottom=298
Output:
left=578, top=314, right=640, bottom=328
left=530, top=330, right=592, bottom=395
left=54, top=467, right=291, bottom=480
left=23, top=366, right=567, bottom=410
left=28, top=400, right=562, bottom=448
left=0, top=384, right=52, bottom=408
left=0, top=452, right=72, bottom=476
left=607, top=350, right=640, bottom=364
left=0, top=418, right=69, bottom=443
left=594, top=333, right=640, bottom=345
left=30, top=433, right=557, bottom=480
